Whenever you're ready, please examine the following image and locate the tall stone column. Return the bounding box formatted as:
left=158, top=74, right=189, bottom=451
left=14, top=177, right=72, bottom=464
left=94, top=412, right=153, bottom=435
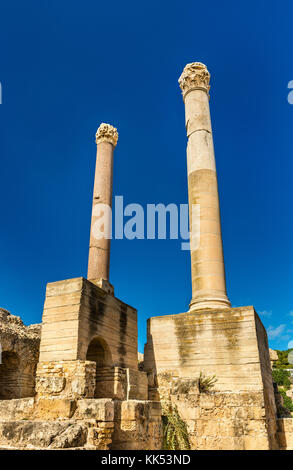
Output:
left=87, top=123, right=118, bottom=286
left=178, top=62, right=230, bottom=311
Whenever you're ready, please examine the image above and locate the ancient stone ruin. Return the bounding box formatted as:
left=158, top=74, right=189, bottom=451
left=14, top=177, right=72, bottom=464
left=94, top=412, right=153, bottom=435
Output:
left=0, top=308, right=40, bottom=400
left=0, top=62, right=292, bottom=450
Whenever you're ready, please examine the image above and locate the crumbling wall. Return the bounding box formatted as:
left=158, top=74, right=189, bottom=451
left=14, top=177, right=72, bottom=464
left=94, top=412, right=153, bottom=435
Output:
left=157, top=374, right=278, bottom=450
left=0, top=397, right=162, bottom=450
left=36, top=360, right=96, bottom=399
left=0, top=308, right=40, bottom=399
left=36, top=360, right=148, bottom=401
left=0, top=397, right=115, bottom=449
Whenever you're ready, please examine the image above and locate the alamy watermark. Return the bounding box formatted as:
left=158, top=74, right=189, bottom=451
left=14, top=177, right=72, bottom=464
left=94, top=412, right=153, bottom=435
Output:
left=288, top=80, right=293, bottom=104
left=91, top=196, right=200, bottom=251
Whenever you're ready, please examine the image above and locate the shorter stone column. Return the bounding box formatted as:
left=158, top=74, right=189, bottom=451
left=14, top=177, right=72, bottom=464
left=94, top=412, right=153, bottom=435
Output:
left=87, top=123, right=118, bottom=286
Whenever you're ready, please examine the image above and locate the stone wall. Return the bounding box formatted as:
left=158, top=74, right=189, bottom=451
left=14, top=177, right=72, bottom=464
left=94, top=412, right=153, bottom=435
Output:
left=36, top=360, right=96, bottom=399
left=144, top=306, right=279, bottom=449
left=0, top=308, right=40, bottom=399
left=36, top=360, right=149, bottom=401
left=0, top=397, right=162, bottom=450
left=112, top=400, right=162, bottom=450
left=127, top=369, right=148, bottom=400
left=94, top=367, right=148, bottom=400
left=157, top=374, right=278, bottom=450
left=0, top=397, right=115, bottom=449
left=277, top=418, right=293, bottom=450
left=172, top=390, right=273, bottom=450
left=95, top=366, right=126, bottom=399
left=255, top=313, right=279, bottom=448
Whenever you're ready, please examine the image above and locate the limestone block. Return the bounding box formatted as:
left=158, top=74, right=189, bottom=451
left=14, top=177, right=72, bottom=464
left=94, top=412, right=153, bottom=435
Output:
left=0, top=398, right=35, bottom=421
left=127, top=369, right=148, bottom=400
left=87, top=426, right=113, bottom=450
left=36, top=360, right=96, bottom=399
left=35, top=398, right=77, bottom=420
left=243, top=435, right=270, bottom=450
left=48, top=423, right=88, bottom=448
left=0, top=309, right=40, bottom=399
left=75, top=399, right=114, bottom=421
left=36, top=376, right=66, bottom=395
left=0, top=420, right=80, bottom=448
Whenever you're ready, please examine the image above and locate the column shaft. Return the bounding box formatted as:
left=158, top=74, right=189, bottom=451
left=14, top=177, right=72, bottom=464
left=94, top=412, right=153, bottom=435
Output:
left=87, top=123, right=118, bottom=282
left=179, top=63, right=230, bottom=311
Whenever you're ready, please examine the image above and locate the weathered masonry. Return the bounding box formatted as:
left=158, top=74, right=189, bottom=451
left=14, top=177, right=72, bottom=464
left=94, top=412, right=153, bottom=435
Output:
left=0, top=308, right=40, bottom=400
left=144, top=62, right=289, bottom=450
left=0, top=63, right=292, bottom=450
left=0, top=124, right=162, bottom=450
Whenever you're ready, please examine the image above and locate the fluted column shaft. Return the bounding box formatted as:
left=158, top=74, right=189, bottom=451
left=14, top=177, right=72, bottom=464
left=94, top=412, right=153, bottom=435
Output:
left=179, top=63, right=230, bottom=311
left=87, top=123, right=118, bottom=282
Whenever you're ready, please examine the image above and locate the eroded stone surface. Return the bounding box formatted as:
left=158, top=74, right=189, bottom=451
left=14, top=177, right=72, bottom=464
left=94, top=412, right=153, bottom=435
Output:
left=0, top=397, right=162, bottom=450
left=0, top=309, right=40, bottom=399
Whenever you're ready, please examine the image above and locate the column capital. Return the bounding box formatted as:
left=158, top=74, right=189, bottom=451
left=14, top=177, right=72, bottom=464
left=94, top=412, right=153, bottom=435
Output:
left=178, top=62, right=210, bottom=98
left=95, top=123, right=118, bottom=147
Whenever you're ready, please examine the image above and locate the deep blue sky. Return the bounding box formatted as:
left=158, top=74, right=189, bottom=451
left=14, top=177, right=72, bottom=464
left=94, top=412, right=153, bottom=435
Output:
left=0, top=1, right=292, bottom=352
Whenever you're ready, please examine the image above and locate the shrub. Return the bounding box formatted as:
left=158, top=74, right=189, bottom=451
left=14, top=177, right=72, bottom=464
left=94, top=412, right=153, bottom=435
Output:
left=274, top=349, right=293, bottom=369
left=279, top=389, right=293, bottom=413
left=161, top=401, right=190, bottom=450
left=272, top=369, right=291, bottom=390
left=198, top=372, right=217, bottom=393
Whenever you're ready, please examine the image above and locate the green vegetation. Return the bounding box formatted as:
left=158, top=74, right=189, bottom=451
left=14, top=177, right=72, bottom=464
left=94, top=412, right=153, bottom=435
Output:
left=162, top=401, right=190, bottom=450
left=279, top=389, right=293, bottom=413
left=272, top=354, right=293, bottom=416
left=161, top=372, right=217, bottom=449
left=198, top=372, right=217, bottom=393
left=272, top=368, right=292, bottom=390
left=273, top=349, right=293, bottom=369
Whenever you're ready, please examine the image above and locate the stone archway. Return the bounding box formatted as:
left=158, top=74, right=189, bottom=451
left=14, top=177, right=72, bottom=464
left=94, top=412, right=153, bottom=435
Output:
left=86, top=337, right=114, bottom=398
left=0, top=351, right=21, bottom=399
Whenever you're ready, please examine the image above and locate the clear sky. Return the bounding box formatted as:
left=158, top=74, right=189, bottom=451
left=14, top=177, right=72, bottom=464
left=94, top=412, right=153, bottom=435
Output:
left=0, top=1, right=292, bottom=353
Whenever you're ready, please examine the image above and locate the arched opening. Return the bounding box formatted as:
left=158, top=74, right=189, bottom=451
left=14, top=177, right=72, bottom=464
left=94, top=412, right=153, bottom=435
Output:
left=0, top=351, right=21, bottom=399
left=86, top=337, right=114, bottom=398
left=86, top=337, right=112, bottom=367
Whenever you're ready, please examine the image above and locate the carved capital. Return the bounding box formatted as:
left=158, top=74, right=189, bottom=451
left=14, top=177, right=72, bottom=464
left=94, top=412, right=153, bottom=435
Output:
left=95, top=123, right=118, bottom=147
left=178, top=62, right=210, bottom=98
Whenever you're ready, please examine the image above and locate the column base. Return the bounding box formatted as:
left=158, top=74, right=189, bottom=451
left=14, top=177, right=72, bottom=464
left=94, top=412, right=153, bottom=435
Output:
left=144, top=305, right=279, bottom=449
left=90, top=278, right=114, bottom=296
left=189, top=295, right=231, bottom=312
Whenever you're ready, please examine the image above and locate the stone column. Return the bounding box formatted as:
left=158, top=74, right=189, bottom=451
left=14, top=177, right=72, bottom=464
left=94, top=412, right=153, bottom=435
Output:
left=87, top=123, right=118, bottom=286
left=178, top=62, right=230, bottom=311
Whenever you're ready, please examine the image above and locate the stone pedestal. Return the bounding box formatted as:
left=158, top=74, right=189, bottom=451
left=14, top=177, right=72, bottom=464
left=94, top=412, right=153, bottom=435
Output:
left=144, top=306, right=279, bottom=449
left=37, top=277, right=148, bottom=401
left=39, top=277, right=137, bottom=367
